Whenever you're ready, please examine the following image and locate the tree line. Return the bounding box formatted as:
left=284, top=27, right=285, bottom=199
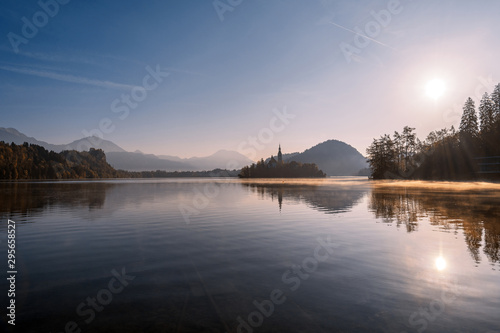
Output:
left=366, top=83, right=500, bottom=180
left=126, top=169, right=240, bottom=178
left=239, top=159, right=326, bottom=178
left=0, top=142, right=239, bottom=180
left=0, top=142, right=128, bottom=179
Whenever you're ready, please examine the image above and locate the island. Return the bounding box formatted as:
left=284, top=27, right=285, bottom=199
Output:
left=238, top=145, right=326, bottom=178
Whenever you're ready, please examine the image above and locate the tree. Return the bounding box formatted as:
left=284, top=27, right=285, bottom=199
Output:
left=366, top=134, right=397, bottom=179
left=479, top=92, right=495, bottom=133
left=393, top=131, right=403, bottom=170
left=491, top=83, right=500, bottom=122
left=459, top=97, right=479, bottom=139
left=402, top=126, right=417, bottom=172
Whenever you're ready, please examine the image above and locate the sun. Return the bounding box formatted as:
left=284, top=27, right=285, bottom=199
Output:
left=425, top=78, right=446, bottom=99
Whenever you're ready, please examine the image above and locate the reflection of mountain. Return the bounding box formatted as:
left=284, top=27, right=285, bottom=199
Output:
left=369, top=186, right=500, bottom=264
left=242, top=183, right=367, bottom=214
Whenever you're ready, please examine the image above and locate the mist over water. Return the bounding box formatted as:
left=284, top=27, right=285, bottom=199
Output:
left=0, top=178, right=499, bottom=332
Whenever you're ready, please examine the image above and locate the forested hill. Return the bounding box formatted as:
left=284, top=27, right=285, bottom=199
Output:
left=287, top=140, right=367, bottom=176
left=0, top=141, right=241, bottom=180
left=0, top=141, right=126, bottom=179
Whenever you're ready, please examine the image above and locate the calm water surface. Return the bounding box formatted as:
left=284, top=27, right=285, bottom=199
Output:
left=0, top=178, right=499, bottom=332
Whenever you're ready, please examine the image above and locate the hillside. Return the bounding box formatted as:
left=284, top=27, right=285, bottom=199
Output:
left=287, top=140, right=367, bottom=176
left=0, top=142, right=124, bottom=179
left=0, top=142, right=241, bottom=180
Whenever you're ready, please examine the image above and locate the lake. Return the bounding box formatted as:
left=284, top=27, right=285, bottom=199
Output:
left=1, top=177, right=499, bottom=333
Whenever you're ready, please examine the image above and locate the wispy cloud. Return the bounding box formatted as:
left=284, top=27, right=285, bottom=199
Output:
left=19, top=51, right=97, bottom=65
left=0, top=65, right=135, bottom=90
left=165, top=67, right=205, bottom=77
left=329, top=21, right=397, bottom=51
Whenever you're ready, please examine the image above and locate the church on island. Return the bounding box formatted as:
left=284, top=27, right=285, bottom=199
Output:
left=238, top=145, right=326, bottom=178
left=267, top=145, right=283, bottom=168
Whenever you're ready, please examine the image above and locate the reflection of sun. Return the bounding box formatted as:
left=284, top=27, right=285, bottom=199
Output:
left=435, top=256, right=447, bottom=271
left=425, top=78, right=446, bottom=99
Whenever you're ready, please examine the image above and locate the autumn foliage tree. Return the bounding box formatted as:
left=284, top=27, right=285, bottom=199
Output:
left=0, top=142, right=123, bottom=180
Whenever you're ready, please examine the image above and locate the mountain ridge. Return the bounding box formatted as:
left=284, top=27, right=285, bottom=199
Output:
left=0, top=128, right=367, bottom=174
left=0, top=127, right=252, bottom=172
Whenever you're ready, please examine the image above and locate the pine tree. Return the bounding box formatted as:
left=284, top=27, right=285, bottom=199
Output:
left=491, top=83, right=500, bottom=122
left=393, top=131, right=403, bottom=170
left=479, top=92, right=495, bottom=133
left=402, top=126, right=416, bottom=171
left=459, top=97, right=478, bottom=138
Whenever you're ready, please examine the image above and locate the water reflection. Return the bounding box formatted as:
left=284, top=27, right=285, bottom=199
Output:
left=241, top=182, right=367, bottom=214
left=3, top=180, right=499, bottom=267
left=0, top=179, right=499, bottom=332
left=369, top=185, right=500, bottom=264
left=0, top=181, right=109, bottom=220
left=435, top=256, right=447, bottom=271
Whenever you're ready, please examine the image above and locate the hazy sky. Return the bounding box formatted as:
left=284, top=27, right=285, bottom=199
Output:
left=1, top=0, right=500, bottom=159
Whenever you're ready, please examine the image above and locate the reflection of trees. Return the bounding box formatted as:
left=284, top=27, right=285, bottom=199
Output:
left=0, top=182, right=109, bottom=220
left=368, top=189, right=421, bottom=232
left=242, top=183, right=367, bottom=214
left=370, top=186, right=500, bottom=264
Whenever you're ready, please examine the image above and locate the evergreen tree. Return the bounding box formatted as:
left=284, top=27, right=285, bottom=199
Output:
left=479, top=92, right=495, bottom=133
left=402, top=126, right=417, bottom=172
left=491, top=83, right=500, bottom=122
left=393, top=131, right=403, bottom=170
left=459, top=97, right=479, bottom=138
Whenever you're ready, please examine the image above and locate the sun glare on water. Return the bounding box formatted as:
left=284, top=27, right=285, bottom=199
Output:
left=435, top=256, right=447, bottom=271
left=425, top=78, right=446, bottom=99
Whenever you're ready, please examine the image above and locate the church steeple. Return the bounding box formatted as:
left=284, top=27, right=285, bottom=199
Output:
left=278, top=144, right=282, bottom=163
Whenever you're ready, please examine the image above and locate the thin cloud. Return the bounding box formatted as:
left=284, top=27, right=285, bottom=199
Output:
left=329, top=21, right=397, bottom=51
left=165, top=67, right=205, bottom=77
left=0, top=65, right=136, bottom=90
left=19, top=51, right=96, bottom=65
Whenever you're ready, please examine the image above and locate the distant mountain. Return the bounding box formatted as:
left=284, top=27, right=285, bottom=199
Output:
left=64, top=137, right=126, bottom=153
left=0, top=127, right=252, bottom=172
left=157, top=154, right=184, bottom=162
left=104, top=150, right=253, bottom=172
left=0, top=127, right=59, bottom=151
left=0, top=127, right=126, bottom=153
left=186, top=149, right=253, bottom=171
left=286, top=140, right=367, bottom=176
left=106, top=151, right=195, bottom=172
left=112, top=149, right=253, bottom=172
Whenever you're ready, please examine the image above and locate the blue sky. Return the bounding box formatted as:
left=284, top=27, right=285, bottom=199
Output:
left=1, top=0, right=500, bottom=159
